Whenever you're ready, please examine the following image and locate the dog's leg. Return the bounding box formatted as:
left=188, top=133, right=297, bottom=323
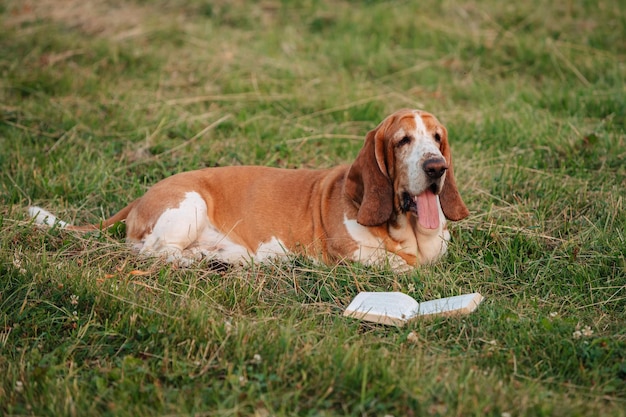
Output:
left=135, top=192, right=211, bottom=265
left=134, top=191, right=256, bottom=266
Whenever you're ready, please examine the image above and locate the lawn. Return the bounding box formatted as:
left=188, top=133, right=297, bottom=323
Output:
left=1, top=0, right=625, bottom=416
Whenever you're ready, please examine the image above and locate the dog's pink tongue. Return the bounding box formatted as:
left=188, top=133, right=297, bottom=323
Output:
left=414, top=190, right=440, bottom=230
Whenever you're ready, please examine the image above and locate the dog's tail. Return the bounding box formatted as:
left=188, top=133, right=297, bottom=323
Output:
left=28, top=200, right=139, bottom=232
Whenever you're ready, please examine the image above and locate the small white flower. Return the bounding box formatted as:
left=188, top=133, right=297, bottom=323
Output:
left=15, top=380, right=24, bottom=393
left=70, top=295, right=79, bottom=306
left=252, top=353, right=262, bottom=364
left=573, top=323, right=593, bottom=339
left=12, top=256, right=26, bottom=274
left=501, top=412, right=512, bottom=417
left=549, top=312, right=558, bottom=318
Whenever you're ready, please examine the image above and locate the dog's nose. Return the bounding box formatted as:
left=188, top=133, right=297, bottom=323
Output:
left=422, top=158, right=448, bottom=179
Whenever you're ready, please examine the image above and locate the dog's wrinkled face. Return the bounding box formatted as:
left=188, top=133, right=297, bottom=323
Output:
left=345, top=108, right=468, bottom=228
left=388, top=112, right=449, bottom=230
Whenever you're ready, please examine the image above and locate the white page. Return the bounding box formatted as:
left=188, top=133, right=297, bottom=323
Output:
left=417, top=293, right=482, bottom=317
left=345, top=292, right=419, bottom=320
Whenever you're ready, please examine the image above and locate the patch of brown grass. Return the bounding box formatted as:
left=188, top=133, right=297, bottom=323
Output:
left=5, top=0, right=160, bottom=39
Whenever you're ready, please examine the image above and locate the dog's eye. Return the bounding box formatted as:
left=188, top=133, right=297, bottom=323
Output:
left=398, top=136, right=412, bottom=147
left=434, top=133, right=441, bottom=142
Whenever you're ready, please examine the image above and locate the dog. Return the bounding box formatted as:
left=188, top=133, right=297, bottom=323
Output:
left=29, top=109, right=469, bottom=271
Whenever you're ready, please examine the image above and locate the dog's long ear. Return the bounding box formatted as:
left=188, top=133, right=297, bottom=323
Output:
left=344, top=120, right=394, bottom=226
left=439, top=126, right=469, bottom=221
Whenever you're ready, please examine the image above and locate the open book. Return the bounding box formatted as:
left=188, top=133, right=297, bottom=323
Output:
left=344, top=292, right=483, bottom=326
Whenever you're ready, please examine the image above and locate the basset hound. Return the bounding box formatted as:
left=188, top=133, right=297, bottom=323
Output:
left=29, top=109, right=469, bottom=271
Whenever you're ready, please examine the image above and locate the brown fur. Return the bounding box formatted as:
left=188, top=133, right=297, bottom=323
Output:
left=60, top=109, right=468, bottom=266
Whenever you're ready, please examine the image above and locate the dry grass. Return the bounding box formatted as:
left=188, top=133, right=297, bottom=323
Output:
left=1, top=0, right=625, bottom=415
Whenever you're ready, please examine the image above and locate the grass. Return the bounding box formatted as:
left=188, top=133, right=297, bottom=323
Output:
left=1, top=0, right=625, bottom=415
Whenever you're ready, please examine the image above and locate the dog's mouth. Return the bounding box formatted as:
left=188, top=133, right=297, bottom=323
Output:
left=401, top=184, right=440, bottom=230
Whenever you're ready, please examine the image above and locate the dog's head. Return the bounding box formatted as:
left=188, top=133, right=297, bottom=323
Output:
left=344, top=109, right=469, bottom=228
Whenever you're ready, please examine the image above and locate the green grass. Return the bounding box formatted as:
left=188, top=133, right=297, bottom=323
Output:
left=1, top=0, right=625, bottom=415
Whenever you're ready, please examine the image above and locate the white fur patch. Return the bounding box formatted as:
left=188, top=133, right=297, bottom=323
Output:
left=135, top=192, right=200, bottom=264
left=343, top=215, right=399, bottom=267
left=28, top=206, right=68, bottom=228
left=137, top=191, right=289, bottom=265
left=403, top=115, right=446, bottom=195
left=255, top=236, right=289, bottom=261
left=345, top=196, right=450, bottom=269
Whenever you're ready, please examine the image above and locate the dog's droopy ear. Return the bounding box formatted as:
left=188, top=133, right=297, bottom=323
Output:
left=438, top=126, right=469, bottom=221
left=344, top=118, right=394, bottom=226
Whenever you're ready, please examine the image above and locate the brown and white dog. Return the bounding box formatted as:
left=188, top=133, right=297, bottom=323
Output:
left=29, top=109, right=469, bottom=271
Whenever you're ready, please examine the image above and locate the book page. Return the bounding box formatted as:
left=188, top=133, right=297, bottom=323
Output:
left=343, top=292, right=419, bottom=325
left=416, top=293, right=483, bottom=318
